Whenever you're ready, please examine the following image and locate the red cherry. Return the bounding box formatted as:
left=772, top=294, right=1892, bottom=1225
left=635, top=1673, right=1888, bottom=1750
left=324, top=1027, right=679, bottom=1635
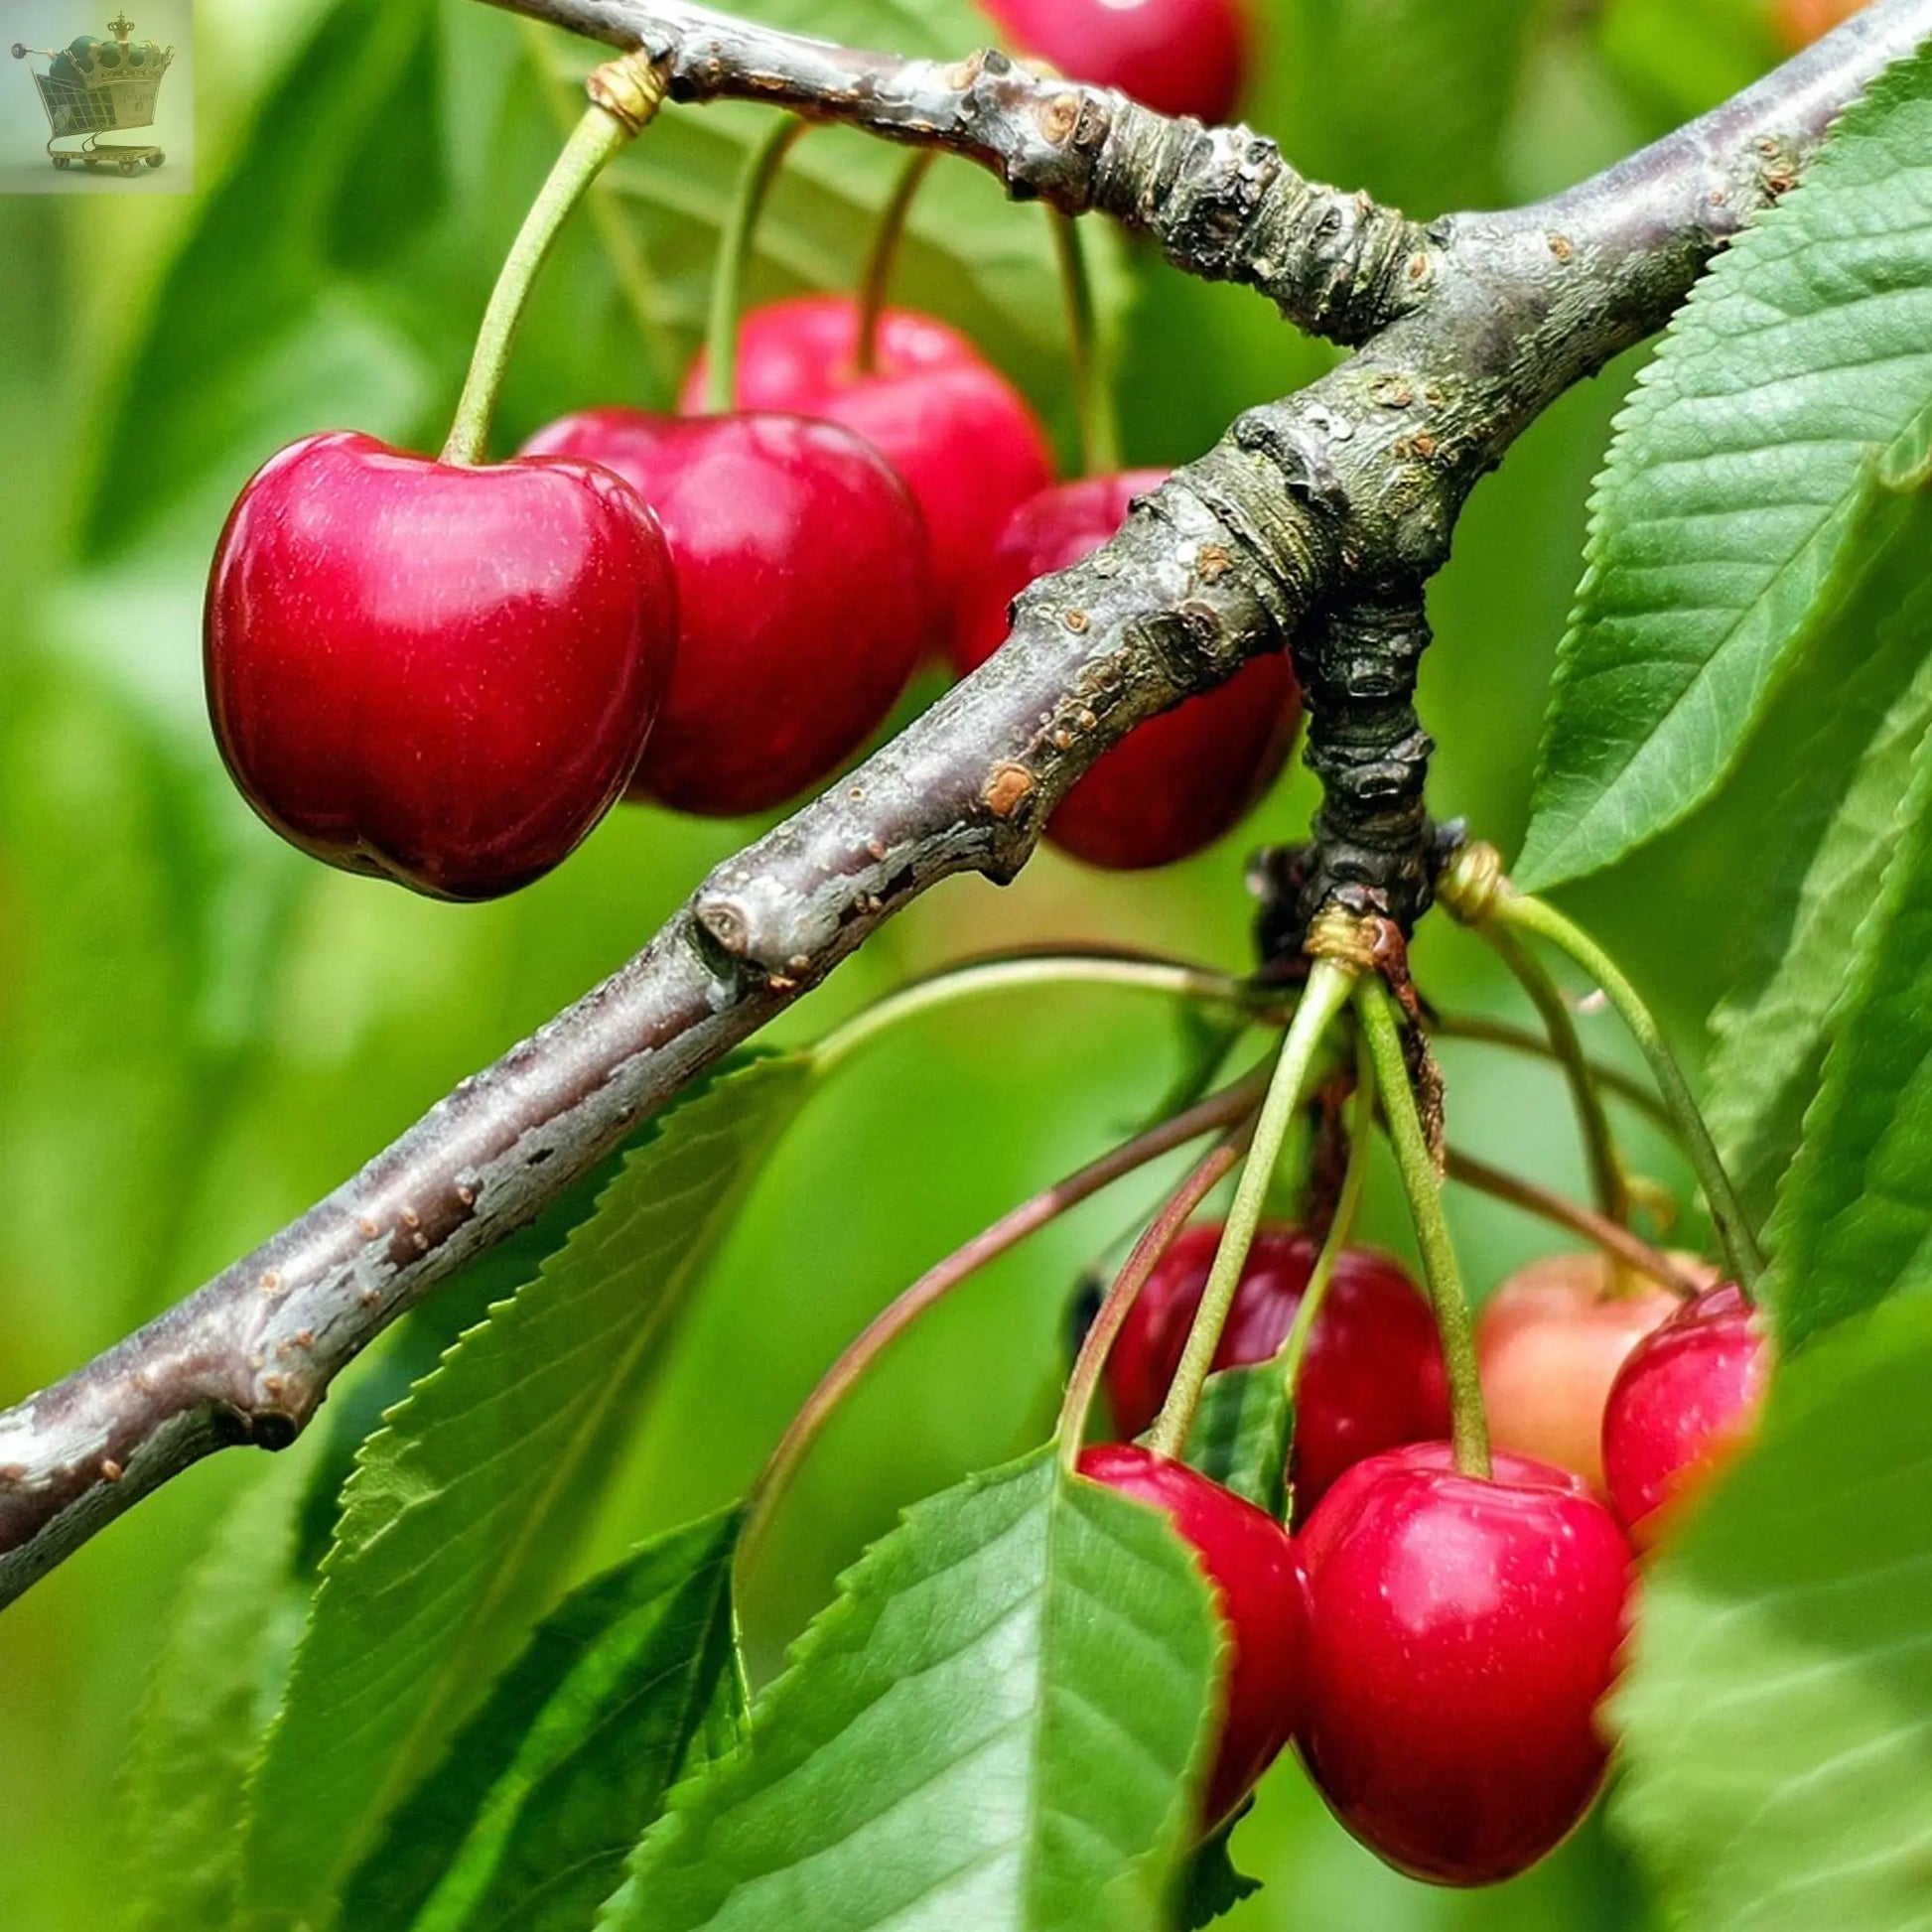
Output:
left=682, top=297, right=1053, bottom=646
left=957, top=476, right=1301, bottom=870
left=1077, top=1443, right=1307, bottom=1826
left=678, top=296, right=983, bottom=414
left=1476, top=1252, right=1705, bottom=1491
left=1299, top=1444, right=1634, bottom=1886
left=982, top=0, right=1251, bottom=124
left=520, top=409, right=930, bottom=817
left=205, top=431, right=676, bottom=901
left=1104, top=1223, right=1449, bottom=1518
left=1601, top=1283, right=1769, bottom=1546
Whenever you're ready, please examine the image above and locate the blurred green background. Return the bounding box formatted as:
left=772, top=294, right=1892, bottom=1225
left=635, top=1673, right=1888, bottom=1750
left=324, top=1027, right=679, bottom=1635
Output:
left=0, top=0, right=1807, bottom=1922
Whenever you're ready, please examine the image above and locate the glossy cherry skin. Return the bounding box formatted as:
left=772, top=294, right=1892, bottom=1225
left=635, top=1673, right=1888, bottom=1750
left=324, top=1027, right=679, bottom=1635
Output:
left=520, top=409, right=930, bottom=816
left=1106, top=1222, right=1449, bottom=1518
left=1601, top=1284, right=1769, bottom=1547
left=205, top=432, right=677, bottom=901
left=958, top=475, right=1301, bottom=869
left=1077, top=1444, right=1308, bottom=1827
left=682, top=296, right=1053, bottom=644
left=983, top=0, right=1250, bottom=125
left=1476, top=1252, right=1711, bottom=1491
left=1298, top=1444, right=1635, bottom=1886
left=679, top=296, right=984, bottom=414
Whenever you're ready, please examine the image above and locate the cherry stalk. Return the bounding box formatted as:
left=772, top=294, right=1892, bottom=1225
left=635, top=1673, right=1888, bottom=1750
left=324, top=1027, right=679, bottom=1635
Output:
left=1146, top=958, right=1358, bottom=1459
left=1357, top=977, right=1491, bottom=1479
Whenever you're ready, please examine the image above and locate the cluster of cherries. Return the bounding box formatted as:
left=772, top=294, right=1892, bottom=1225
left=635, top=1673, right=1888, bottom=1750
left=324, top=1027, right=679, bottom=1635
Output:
left=204, top=0, right=1284, bottom=904
left=204, top=290, right=1299, bottom=902
left=1077, top=1227, right=1769, bottom=1883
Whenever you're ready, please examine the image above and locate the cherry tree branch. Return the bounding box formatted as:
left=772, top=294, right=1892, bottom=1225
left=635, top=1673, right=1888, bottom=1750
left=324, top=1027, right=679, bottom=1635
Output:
left=485, top=0, right=1434, bottom=345
left=0, top=0, right=1922, bottom=1605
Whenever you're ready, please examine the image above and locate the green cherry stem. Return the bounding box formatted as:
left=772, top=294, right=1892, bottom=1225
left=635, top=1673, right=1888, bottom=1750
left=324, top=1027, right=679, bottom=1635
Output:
left=1480, top=921, right=1633, bottom=1227
left=515, top=20, right=677, bottom=392
left=444, top=53, right=666, bottom=466
left=855, top=149, right=938, bottom=373
left=1358, top=977, right=1491, bottom=1479
left=738, top=1068, right=1270, bottom=1573
left=1051, top=211, right=1123, bottom=478
left=1278, top=1028, right=1377, bottom=1402
left=1056, top=1129, right=1253, bottom=1464
left=1492, top=891, right=1765, bottom=1294
left=813, top=950, right=1258, bottom=1075
left=1147, top=958, right=1357, bottom=1460
left=703, top=114, right=811, bottom=416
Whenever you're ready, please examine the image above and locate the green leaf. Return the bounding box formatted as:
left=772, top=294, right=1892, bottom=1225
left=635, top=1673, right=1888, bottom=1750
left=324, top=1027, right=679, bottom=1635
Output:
left=1706, top=497, right=1932, bottom=1222
left=603, top=1446, right=1219, bottom=1932
left=241, top=1053, right=811, bottom=1928
left=1519, top=45, right=1932, bottom=888
left=1611, top=1296, right=1932, bottom=1931
left=1176, top=1811, right=1262, bottom=1930
left=1762, top=715, right=1932, bottom=1353
left=119, top=1453, right=312, bottom=1932
left=339, top=1509, right=745, bottom=1932
left=1172, top=1364, right=1293, bottom=1519
left=291, top=1134, right=637, bottom=1577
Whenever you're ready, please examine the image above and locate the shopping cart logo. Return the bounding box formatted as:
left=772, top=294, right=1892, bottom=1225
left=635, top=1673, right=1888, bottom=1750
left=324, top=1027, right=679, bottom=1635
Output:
left=12, top=11, right=176, bottom=176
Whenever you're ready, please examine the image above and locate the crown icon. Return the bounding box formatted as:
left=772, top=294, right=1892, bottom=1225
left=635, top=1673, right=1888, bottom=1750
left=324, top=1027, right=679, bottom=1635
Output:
left=12, top=6, right=176, bottom=168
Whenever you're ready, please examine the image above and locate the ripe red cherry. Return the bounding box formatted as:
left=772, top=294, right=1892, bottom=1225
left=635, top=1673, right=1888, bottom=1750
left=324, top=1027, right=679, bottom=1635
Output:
left=520, top=409, right=930, bottom=816
left=205, top=431, right=677, bottom=901
left=680, top=296, right=983, bottom=413
left=1476, top=1252, right=1707, bottom=1490
left=1601, top=1283, right=1769, bottom=1547
left=1105, top=1223, right=1449, bottom=1518
left=681, top=296, right=1053, bottom=646
left=957, top=475, right=1301, bottom=870
left=1077, top=1443, right=1307, bottom=1826
left=983, top=0, right=1250, bottom=124
left=1298, top=1444, right=1634, bottom=1886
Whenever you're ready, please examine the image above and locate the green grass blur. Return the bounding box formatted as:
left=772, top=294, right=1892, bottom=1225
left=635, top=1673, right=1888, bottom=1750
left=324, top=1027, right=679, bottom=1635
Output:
left=0, top=0, right=1795, bottom=1922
